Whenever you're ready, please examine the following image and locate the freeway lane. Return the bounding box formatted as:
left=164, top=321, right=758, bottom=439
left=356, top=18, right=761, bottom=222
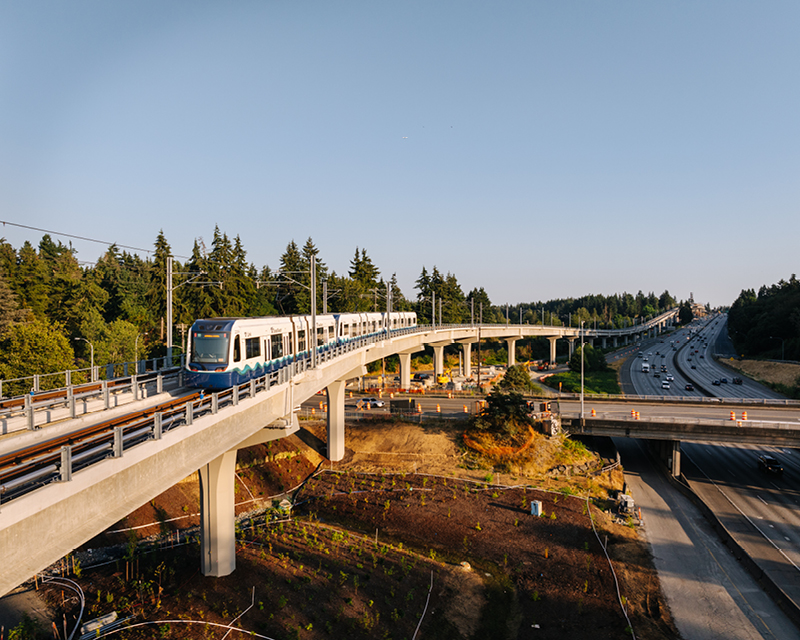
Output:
left=680, top=442, right=800, bottom=606
left=624, top=315, right=800, bottom=635
left=615, top=437, right=800, bottom=640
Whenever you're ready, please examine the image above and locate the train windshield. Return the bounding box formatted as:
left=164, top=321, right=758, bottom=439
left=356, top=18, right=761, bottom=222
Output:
left=191, top=332, right=229, bottom=365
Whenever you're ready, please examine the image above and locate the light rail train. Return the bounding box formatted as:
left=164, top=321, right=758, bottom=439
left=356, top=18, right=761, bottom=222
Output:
left=186, top=311, right=417, bottom=389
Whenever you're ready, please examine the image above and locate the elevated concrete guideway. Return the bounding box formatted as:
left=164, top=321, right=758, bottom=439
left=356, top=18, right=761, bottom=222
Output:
left=0, top=311, right=679, bottom=597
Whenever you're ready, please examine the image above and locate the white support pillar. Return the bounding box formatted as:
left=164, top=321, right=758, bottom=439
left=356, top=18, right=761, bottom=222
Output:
left=398, top=352, right=412, bottom=390
left=567, top=338, right=576, bottom=357
left=199, top=450, right=238, bottom=577
left=432, top=345, right=445, bottom=377
left=326, top=379, right=347, bottom=462
left=612, top=336, right=618, bottom=348
left=548, top=336, right=558, bottom=365
left=462, top=342, right=472, bottom=378
left=506, top=339, right=517, bottom=367
left=602, top=337, right=607, bottom=349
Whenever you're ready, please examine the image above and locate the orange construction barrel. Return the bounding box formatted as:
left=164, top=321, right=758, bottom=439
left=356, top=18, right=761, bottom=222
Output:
left=591, top=408, right=596, bottom=417
left=742, top=411, right=748, bottom=421
left=436, top=403, right=441, bottom=413
left=730, top=411, right=735, bottom=421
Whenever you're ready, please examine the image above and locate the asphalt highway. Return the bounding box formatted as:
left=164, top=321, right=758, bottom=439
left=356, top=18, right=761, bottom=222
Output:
left=623, top=314, right=800, bottom=638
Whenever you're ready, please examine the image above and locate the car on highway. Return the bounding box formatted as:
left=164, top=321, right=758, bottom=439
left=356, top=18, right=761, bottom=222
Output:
left=653, top=372, right=660, bottom=378
left=666, top=374, right=674, bottom=381
left=700, top=355, right=704, bottom=359
left=720, top=377, right=727, bottom=384
left=358, top=397, right=386, bottom=409
left=690, top=364, right=696, bottom=369
left=712, top=379, right=721, bottom=386
left=733, top=377, right=743, bottom=385
left=661, top=381, right=670, bottom=389
left=685, top=383, right=694, bottom=391
left=758, top=454, right=784, bottom=475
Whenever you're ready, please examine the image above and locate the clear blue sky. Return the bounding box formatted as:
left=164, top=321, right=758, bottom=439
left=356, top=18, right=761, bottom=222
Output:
left=2, top=1, right=798, bottom=309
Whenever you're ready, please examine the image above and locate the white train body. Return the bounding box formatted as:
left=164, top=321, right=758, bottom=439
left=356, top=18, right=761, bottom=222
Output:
left=186, top=311, right=417, bottom=389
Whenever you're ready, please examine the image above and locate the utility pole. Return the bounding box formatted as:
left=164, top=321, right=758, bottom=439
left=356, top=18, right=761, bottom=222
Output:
left=310, top=256, right=317, bottom=369
left=167, top=257, right=173, bottom=364
left=477, top=302, right=483, bottom=393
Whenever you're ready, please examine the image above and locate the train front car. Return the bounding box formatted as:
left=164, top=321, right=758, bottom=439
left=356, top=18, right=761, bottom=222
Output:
left=185, top=318, right=237, bottom=389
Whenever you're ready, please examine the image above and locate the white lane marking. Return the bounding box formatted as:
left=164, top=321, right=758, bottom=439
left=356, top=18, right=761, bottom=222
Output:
left=757, top=495, right=768, bottom=505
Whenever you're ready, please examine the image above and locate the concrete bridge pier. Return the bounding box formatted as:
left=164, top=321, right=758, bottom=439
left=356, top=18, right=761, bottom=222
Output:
left=548, top=337, right=558, bottom=364
left=430, top=341, right=453, bottom=377
left=199, top=450, right=238, bottom=577
left=649, top=439, right=681, bottom=477
left=457, top=340, right=476, bottom=378
left=398, top=352, right=412, bottom=389
left=567, top=338, right=576, bottom=357
left=506, top=339, right=517, bottom=366
left=326, top=379, right=347, bottom=462
left=602, top=337, right=607, bottom=349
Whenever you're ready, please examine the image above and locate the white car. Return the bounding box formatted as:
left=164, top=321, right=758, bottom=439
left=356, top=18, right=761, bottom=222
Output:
left=661, top=381, right=670, bottom=389
left=666, top=374, right=674, bottom=381
left=358, top=397, right=385, bottom=409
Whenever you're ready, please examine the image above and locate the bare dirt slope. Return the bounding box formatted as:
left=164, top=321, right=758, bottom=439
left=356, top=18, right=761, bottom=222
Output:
left=27, top=418, right=677, bottom=640
left=721, top=358, right=800, bottom=388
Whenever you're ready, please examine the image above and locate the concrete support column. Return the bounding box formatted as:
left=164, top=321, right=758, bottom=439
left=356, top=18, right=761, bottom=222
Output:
left=462, top=343, right=472, bottom=378
left=199, top=450, right=238, bottom=577
left=433, top=345, right=445, bottom=377
left=612, top=336, right=618, bottom=348
left=506, top=339, right=517, bottom=367
left=671, top=440, right=681, bottom=477
left=326, top=379, right=347, bottom=461
left=398, top=352, right=412, bottom=390
left=548, top=337, right=558, bottom=364
left=567, top=338, right=576, bottom=357
left=602, top=337, right=607, bottom=349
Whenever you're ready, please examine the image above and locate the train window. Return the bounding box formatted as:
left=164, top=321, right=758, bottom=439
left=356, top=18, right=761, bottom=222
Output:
left=298, top=330, right=306, bottom=352
left=233, top=335, right=241, bottom=362
left=191, top=332, right=229, bottom=364
left=245, top=337, right=260, bottom=359
left=343, top=324, right=349, bottom=337
left=271, top=334, right=283, bottom=359
left=317, top=327, right=324, bottom=346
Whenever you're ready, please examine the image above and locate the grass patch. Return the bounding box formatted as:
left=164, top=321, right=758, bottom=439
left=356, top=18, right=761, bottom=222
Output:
left=543, top=371, right=620, bottom=395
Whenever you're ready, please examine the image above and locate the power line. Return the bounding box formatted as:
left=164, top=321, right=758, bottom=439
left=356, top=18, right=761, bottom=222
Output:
left=0, top=219, right=191, bottom=259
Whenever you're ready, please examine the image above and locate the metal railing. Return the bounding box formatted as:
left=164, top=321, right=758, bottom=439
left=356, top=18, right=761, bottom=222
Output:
left=0, top=355, right=183, bottom=399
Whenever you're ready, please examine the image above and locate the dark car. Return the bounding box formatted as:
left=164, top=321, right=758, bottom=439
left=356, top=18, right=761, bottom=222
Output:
left=733, top=377, right=743, bottom=385
left=712, top=379, right=721, bottom=386
left=691, top=364, right=696, bottom=369
left=720, top=377, right=728, bottom=384
left=653, top=372, right=660, bottom=378
left=685, top=383, right=694, bottom=391
left=758, top=454, right=784, bottom=475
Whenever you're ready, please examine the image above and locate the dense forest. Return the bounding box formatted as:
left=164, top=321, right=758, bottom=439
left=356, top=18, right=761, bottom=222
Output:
left=0, top=228, right=682, bottom=388
left=728, top=274, right=800, bottom=361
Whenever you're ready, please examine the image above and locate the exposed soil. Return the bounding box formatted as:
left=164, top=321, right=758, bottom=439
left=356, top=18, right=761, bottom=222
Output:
left=720, top=358, right=800, bottom=388
left=32, top=418, right=678, bottom=640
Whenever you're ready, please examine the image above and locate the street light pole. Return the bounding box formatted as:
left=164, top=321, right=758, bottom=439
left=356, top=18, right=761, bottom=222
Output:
left=580, top=321, right=585, bottom=419
left=74, top=337, right=95, bottom=382
left=310, top=255, right=317, bottom=369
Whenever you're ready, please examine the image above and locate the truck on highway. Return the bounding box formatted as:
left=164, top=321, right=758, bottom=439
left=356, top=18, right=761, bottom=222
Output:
left=641, top=362, right=650, bottom=373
